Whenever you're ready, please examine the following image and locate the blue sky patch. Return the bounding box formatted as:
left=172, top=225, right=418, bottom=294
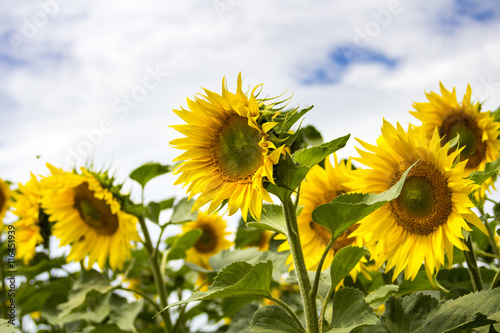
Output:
left=301, top=45, right=398, bottom=85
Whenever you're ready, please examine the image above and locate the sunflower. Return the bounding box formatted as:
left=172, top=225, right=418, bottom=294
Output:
left=245, top=230, right=273, bottom=251
left=183, top=211, right=232, bottom=270
left=12, top=174, right=49, bottom=264
left=0, top=178, right=11, bottom=224
left=411, top=83, right=500, bottom=199
left=348, top=120, right=487, bottom=281
left=170, top=74, right=283, bottom=221
left=42, top=164, right=141, bottom=271
left=277, top=155, right=368, bottom=282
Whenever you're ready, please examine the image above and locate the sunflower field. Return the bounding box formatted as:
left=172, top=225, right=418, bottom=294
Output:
left=2, top=74, right=500, bottom=333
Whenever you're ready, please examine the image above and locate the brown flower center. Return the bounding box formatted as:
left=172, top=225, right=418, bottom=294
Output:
left=194, top=224, right=218, bottom=253
left=439, top=112, right=486, bottom=170
left=73, top=182, right=118, bottom=235
left=211, top=114, right=264, bottom=183
left=390, top=161, right=452, bottom=235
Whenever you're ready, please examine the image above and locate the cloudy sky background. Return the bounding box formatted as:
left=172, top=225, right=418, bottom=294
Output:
left=2, top=0, right=500, bottom=209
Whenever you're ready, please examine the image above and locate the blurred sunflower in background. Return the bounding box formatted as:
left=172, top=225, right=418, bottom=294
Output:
left=170, top=73, right=283, bottom=221
left=348, top=120, right=486, bottom=281
left=183, top=211, right=232, bottom=270
left=0, top=178, right=11, bottom=224
left=277, top=154, right=369, bottom=284
left=411, top=83, right=500, bottom=200
left=42, top=164, right=141, bottom=271
left=12, top=174, right=50, bottom=264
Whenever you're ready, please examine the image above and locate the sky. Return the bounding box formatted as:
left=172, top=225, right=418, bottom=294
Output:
left=1, top=0, right=500, bottom=208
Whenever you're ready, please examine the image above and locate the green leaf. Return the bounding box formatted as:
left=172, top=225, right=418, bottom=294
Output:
left=18, top=278, right=73, bottom=315
left=170, top=197, right=198, bottom=223
left=166, top=229, right=202, bottom=261
left=146, top=201, right=161, bottom=223
left=162, top=261, right=273, bottom=311
left=158, top=197, right=175, bottom=210
left=57, top=269, right=113, bottom=318
left=381, top=293, right=438, bottom=333
left=312, top=161, right=415, bottom=238
left=365, top=284, right=399, bottom=304
left=292, top=134, right=350, bottom=167
left=108, top=295, right=143, bottom=331
left=302, top=125, right=323, bottom=146
left=397, top=271, right=437, bottom=296
left=330, top=246, right=368, bottom=290
left=130, top=162, right=173, bottom=188
left=83, top=325, right=129, bottom=333
left=249, top=305, right=305, bottom=333
left=226, top=304, right=258, bottom=333
left=247, top=204, right=287, bottom=234
left=327, top=288, right=378, bottom=332
left=382, top=289, right=500, bottom=333
left=209, top=248, right=289, bottom=282
left=16, top=253, right=67, bottom=280
left=468, top=157, right=500, bottom=185
left=0, top=320, right=19, bottom=333
left=267, top=153, right=309, bottom=201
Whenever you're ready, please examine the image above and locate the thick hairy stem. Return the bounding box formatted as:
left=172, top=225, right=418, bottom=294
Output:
left=282, top=195, right=319, bottom=333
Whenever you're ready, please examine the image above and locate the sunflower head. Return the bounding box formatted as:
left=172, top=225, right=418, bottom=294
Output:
left=411, top=83, right=500, bottom=199
left=12, top=174, right=51, bottom=264
left=42, top=164, right=141, bottom=271
left=170, top=74, right=306, bottom=221
left=183, top=211, right=232, bottom=270
left=0, top=178, right=11, bottom=224
left=348, top=121, right=487, bottom=281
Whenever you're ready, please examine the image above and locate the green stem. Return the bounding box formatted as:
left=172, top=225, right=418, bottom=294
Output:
left=318, top=287, right=334, bottom=333
left=491, top=267, right=500, bottom=289
left=475, top=249, right=500, bottom=259
left=266, top=295, right=306, bottom=332
left=140, top=189, right=173, bottom=333
left=463, top=234, right=483, bottom=292
left=282, top=195, right=319, bottom=333
left=310, top=238, right=334, bottom=302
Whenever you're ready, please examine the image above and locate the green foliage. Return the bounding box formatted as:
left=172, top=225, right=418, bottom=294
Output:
left=247, top=204, right=287, bottom=235
left=327, top=288, right=378, bottom=332
left=16, top=253, right=67, bottom=280
left=312, top=162, right=414, bottom=238
left=329, top=246, right=368, bottom=290
left=468, top=157, right=500, bottom=185
left=166, top=228, right=202, bottom=261
left=170, top=197, right=198, bottom=223
left=0, top=320, right=20, bottom=333
left=163, top=261, right=273, bottom=311
left=382, top=288, right=500, bottom=333
left=129, top=162, right=174, bottom=188
left=267, top=152, right=310, bottom=201
left=250, top=305, right=306, bottom=333
left=292, top=134, right=350, bottom=167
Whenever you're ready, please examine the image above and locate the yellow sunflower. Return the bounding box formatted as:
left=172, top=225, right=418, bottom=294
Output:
left=245, top=230, right=273, bottom=251
left=183, top=211, right=232, bottom=270
left=0, top=178, right=11, bottom=224
left=348, top=120, right=487, bottom=281
left=12, top=174, right=47, bottom=264
left=42, top=164, right=141, bottom=271
left=277, top=154, right=368, bottom=282
left=411, top=83, right=500, bottom=199
left=170, top=74, right=283, bottom=221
